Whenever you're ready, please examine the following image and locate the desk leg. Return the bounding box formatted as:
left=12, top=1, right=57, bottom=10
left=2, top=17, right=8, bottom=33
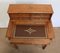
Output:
left=10, top=42, right=18, bottom=49
left=50, top=38, right=52, bottom=40
left=13, top=44, right=18, bottom=49
left=42, top=45, right=47, bottom=49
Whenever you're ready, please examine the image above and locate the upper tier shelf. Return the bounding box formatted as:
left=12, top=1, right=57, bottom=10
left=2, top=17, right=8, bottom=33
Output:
left=8, top=4, right=53, bottom=14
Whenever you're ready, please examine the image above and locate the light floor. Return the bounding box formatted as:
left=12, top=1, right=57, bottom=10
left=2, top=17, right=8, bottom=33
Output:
left=0, top=28, right=60, bottom=53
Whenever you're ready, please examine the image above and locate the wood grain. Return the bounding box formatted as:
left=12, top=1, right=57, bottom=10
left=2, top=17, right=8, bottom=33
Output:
left=6, top=21, right=15, bottom=39
left=10, top=38, right=51, bottom=45
left=8, top=4, right=53, bottom=14
left=7, top=4, right=54, bottom=47
left=47, top=21, right=54, bottom=39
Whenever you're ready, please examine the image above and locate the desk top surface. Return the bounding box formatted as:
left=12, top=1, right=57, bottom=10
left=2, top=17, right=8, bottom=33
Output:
left=15, top=25, right=47, bottom=38
left=8, top=4, right=53, bottom=14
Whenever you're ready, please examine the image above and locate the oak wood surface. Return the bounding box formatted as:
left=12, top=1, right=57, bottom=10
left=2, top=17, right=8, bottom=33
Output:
left=47, top=21, right=54, bottom=39
left=8, top=4, right=53, bottom=13
left=7, top=21, right=53, bottom=45
left=10, top=38, right=51, bottom=45
left=7, top=4, right=54, bottom=46
left=6, top=21, right=15, bottom=39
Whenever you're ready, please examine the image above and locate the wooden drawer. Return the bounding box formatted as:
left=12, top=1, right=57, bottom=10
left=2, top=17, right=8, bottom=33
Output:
left=31, top=13, right=51, bottom=19
left=31, top=13, right=51, bottom=21
left=9, top=13, right=30, bottom=20
left=11, top=19, right=49, bottom=25
left=10, top=38, right=50, bottom=45
left=9, top=13, right=51, bottom=20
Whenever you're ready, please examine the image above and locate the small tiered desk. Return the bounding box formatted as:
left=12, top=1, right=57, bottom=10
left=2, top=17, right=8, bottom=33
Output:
left=7, top=4, right=54, bottom=49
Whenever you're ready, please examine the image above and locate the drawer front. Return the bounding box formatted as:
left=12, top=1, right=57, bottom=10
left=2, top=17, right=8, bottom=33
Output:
left=31, top=13, right=50, bottom=20
left=9, top=13, right=30, bottom=20
left=14, top=25, right=47, bottom=38
left=9, top=13, right=51, bottom=20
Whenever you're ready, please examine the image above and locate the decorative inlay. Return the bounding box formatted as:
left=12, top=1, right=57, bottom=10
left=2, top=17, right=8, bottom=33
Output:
left=24, top=28, right=36, bottom=35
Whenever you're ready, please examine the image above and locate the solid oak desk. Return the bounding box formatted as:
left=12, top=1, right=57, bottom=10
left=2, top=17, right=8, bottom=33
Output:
left=7, top=4, right=54, bottom=49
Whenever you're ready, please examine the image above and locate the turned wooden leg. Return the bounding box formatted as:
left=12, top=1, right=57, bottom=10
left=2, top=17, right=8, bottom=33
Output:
left=42, top=45, right=47, bottom=49
left=10, top=43, right=18, bottom=49
left=50, top=38, right=52, bottom=40
left=13, top=44, right=18, bottom=49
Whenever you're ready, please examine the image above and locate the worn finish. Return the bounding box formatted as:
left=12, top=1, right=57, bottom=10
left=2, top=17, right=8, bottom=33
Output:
left=15, top=25, right=46, bottom=38
left=8, top=4, right=53, bottom=13
left=7, top=4, right=54, bottom=49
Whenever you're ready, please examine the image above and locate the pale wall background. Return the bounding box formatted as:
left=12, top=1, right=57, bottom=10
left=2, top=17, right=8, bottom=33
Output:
left=0, top=0, right=60, bottom=28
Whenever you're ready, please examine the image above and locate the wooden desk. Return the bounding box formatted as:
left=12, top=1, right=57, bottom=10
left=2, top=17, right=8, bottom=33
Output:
left=7, top=4, right=54, bottom=49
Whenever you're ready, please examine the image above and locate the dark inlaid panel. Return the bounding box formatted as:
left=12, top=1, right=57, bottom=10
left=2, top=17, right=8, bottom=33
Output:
left=15, top=25, right=47, bottom=38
